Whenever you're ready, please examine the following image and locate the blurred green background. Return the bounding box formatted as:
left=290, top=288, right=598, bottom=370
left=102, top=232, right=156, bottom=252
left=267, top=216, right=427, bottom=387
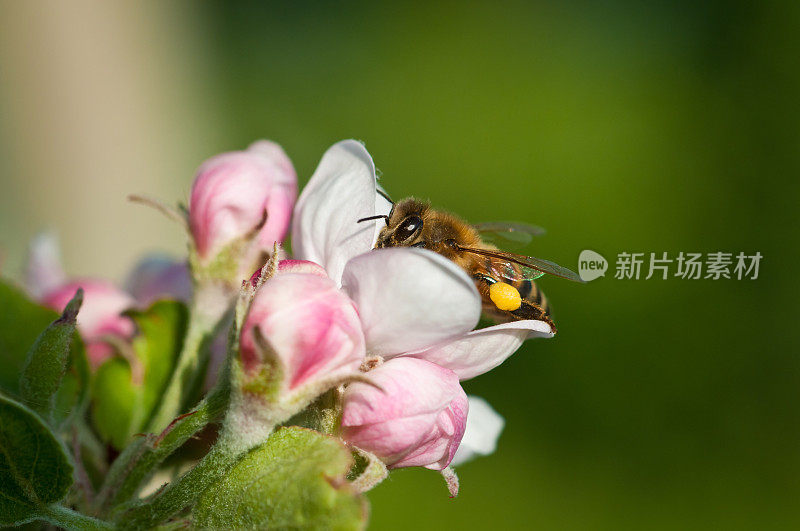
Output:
left=1, top=1, right=798, bottom=529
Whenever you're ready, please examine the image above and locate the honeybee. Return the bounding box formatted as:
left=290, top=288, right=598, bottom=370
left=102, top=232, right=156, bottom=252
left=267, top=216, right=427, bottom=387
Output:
left=359, top=196, right=583, bottom=332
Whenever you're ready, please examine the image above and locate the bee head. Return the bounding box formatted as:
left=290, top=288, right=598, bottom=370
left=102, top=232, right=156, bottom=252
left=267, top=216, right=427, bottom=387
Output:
left=370, top=198, right=429, bottom=248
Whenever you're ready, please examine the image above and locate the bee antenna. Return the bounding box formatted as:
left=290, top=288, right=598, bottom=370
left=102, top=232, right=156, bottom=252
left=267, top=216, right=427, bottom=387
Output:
left=376, top=188, right=394, bottom=204
left=357, top=214, right=390, bottom=226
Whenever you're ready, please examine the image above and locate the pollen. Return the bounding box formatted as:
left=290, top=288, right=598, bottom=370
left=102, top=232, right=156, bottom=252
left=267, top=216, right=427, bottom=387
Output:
left=489, top=282, right=522, bottom=311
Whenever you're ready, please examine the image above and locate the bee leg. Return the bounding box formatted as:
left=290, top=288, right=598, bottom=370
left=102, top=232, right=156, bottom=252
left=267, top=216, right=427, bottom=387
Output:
left=512, top=301, right=557, bottom=334
left=472, top=275, right=557, bottom=333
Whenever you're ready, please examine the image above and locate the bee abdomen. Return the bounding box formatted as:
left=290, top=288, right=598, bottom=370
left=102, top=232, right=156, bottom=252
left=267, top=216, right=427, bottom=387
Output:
left=521, top=280, right=549, bottom=313
left=512, top=279, right=551, bottom=316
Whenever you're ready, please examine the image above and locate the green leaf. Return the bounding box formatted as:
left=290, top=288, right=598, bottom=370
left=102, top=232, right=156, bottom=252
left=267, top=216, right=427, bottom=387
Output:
left=52, top=345, right=91, bottom=429
left=91, top=300, right=187, bottom=449
left=91, top=359, right=141, bottom=449
left=194, top=427, right=367, bottom=530
left=0, top=394, right=73, bottom=526
left=19, top=289, right=82, bottom=422
left=0, top=279, right=89, bottom=427
left=0, top=280, right=62, bottom=394
left=131, top=301, right=188, bottom=426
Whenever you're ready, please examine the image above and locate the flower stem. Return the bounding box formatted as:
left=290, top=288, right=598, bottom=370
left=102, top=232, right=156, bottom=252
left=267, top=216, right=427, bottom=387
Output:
left=39, top=503, right=113, bottom=530
left=286, top=387, right=342, bottom=435
left=146, top=283, right=231, bottom=433
left=94, top=368, right=231, bottom=515
left=116, top=416, right=273, bottom=530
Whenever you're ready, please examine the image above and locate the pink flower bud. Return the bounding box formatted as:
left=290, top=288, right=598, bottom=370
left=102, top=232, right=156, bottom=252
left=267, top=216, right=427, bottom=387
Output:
left=248, top=259, right=327, bottom=289
left=239, top=268, right=364, bottom=395
left=276, top=259, right=329, bottom=277
left=42, top=280, right=135, bottom=367
left=189, top=140, right=297, bottom=277
left=341, top=357, right=468, bottom=470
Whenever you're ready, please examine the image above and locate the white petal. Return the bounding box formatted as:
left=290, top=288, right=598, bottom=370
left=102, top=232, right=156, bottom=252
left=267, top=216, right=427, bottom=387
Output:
left=374, top=185, right=393, bottom=245
left=341, top=248, right=481, bottom=357
left=450, top=396, right=504, bottom=467
left=291, top=140, right=382, bottom=285
left=405, top=320, right=553, bottom=380
left=25, top=232, right=67, bottom=300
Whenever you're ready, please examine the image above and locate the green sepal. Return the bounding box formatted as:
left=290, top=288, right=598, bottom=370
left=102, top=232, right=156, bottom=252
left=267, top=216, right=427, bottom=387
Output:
left=0, top=394, right=73, bottom=526
left=91, top=300, right=187, bottom=449
left=193, top=426, right=367, bottom=530
left=188, top=224, right=268, bottom=288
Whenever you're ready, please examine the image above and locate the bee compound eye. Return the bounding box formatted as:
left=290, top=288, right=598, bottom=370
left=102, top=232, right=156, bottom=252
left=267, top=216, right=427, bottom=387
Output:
left=398, top=215, right=422, bottom=240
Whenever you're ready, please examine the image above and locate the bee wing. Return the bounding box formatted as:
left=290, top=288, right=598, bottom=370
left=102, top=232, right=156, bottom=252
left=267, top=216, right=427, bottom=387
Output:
left=473, top=222, right=546, bottom=248
left=457, top=246, right=585, bottom=283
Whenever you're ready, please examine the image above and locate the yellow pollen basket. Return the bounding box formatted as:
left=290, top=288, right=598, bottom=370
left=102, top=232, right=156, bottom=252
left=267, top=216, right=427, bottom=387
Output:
left=489, top=282, right=522, bottom=311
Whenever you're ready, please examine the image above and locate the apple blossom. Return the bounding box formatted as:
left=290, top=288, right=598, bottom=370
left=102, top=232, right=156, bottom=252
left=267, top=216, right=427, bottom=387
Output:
left=291, top=140, right=553, bottom=378
left=341, top=357, right=468, bottom=470
left=42, top=279, right=135, bottom=367
left=189, top=140, right=297, bottom=282
left=285, top=140, right=555, bottom=494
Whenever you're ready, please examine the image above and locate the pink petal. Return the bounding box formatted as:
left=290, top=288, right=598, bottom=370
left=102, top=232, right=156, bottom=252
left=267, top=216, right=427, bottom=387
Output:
left=189, top=141, right=297, bottom=269
left=404, top=320, right=553, bottom=380
left=239, top=272, right=365, bottom=391
left=291, top=140, right=385, bottom=285
left=248, top=259, right=328, bottom=288
left=42, top=280, right=135, bottom=367
left=400, top=394, right=468, bottom=470
left=342, top=358, right=457, bottom=424
left=248, top=140, right=296, bottom=179
left=276, top=260, right=328, bottom=277
left=340, top=248, right=481, bottom=357
left=341, top=358, right=468, bottom=470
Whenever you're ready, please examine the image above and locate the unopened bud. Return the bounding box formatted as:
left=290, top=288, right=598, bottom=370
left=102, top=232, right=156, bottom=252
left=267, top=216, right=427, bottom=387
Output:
left=341, top=357, right=468, bottom=470
left=189, top=140, right=297, bottom=284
